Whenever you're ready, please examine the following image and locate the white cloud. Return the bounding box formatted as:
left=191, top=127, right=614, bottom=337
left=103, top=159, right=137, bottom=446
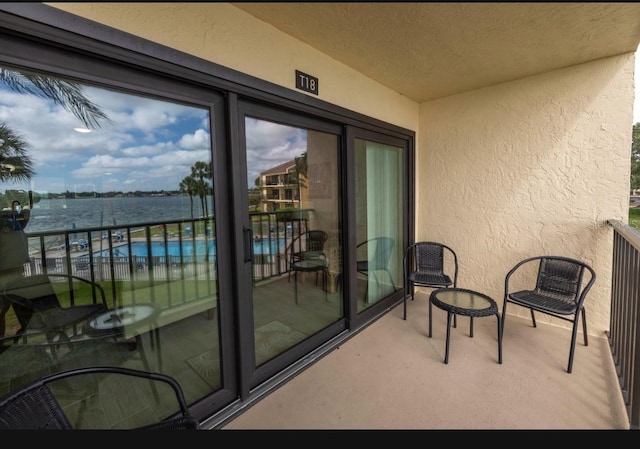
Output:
left=0, top=77, right=212, bottom=192
left=244, top=118, right=307, bottom=186
left=178, top=128, right=210, bottom=150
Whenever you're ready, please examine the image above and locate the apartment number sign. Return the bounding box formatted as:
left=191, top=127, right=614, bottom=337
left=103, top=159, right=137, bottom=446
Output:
left=295, top=70, right=318, bottom=95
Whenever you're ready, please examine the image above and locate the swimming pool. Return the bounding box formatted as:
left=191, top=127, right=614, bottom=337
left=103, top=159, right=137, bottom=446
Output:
left=101, top=238, right=285, bottom=258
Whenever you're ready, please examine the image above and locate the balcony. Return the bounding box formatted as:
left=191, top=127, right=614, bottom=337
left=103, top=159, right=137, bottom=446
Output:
left=217, top=219, right=639, bottom=430
left=221, top=292, right=629, bottom=429
left=10, top=215, right=640, bottom=430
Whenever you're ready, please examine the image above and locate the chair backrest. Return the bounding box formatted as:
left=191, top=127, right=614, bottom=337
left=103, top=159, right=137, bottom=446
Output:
left=2, top=274, right=108, bottom=333
left=535, top=257, right=587, bottom=303
left=289, top=230, right=328, bottom=261
left=414, top=242, right=445, bottom=274
left=44, top=258, right=58, bottom=271
left=368, top=237, right=395, bottom=270
left=3, top=274, right=61, bottom=330
left=0, top=366, right=200, bottom=430
left=0, top=381, right=73, bottom=429
left=306, top=230, right=328, bottom=252
left=405, top=241, right=458, bottom=283
left=74, top=259, right=90, bottom=271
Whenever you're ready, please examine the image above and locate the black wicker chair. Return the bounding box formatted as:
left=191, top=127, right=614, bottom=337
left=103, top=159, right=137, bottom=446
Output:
left=287, top=229, right=329, bottom=285
left=1, top=273, right=109, bottom=345
left=403, top=241, right=458, bottom=320
left=502, top=255, right=596, bottom=373
left=0, top=366, right=200, bottom=429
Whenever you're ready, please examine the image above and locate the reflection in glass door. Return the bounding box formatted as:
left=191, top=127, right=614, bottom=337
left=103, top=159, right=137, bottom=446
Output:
left=0, top=63, right=223, bottom=427
left=354, top=137, right=404, bottom=312
left=242, top=116, right=343, bottom=368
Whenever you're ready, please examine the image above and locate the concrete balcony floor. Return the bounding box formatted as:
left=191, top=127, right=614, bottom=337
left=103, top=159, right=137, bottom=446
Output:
left=222, top=291, right=629, bottom=430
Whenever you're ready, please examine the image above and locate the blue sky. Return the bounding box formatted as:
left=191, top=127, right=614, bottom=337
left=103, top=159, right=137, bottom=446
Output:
left=0, top=71, right=306, bottom=194
left=0, top=79, right=212, bottom=194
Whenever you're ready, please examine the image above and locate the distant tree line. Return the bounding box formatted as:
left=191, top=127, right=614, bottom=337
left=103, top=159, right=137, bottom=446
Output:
left=32, top=190, right=184, bottom=199
left=632, top=122, right=640, bottom=192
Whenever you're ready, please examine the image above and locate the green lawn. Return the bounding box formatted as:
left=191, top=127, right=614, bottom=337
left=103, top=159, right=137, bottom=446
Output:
left=1, top=278, right=216, bottom=339
left=630, top=208, right=640, bottom=231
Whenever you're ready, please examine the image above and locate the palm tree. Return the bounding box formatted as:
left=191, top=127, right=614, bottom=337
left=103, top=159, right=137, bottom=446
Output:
left=632, top=122, right=640, bottom=192
left=179, top=176, right=199, bottom=219
left=294, top=152, right=307, bottom=178
left=190, top=161, right=212, bottom=218
left=294, top=152, right=308, bottom=207
left=0, top=67, right=111, bottom=183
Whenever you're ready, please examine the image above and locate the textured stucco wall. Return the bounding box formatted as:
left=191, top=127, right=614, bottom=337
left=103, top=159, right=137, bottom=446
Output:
left=418, top=54, right=635, bottom=336
left=48, top=2, right=419, bottom=131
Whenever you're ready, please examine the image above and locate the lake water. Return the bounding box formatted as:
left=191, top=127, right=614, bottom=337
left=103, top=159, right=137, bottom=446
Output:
left=24, top=195, right=286, bottom=257
left=26, top=196, right=210, bottom=233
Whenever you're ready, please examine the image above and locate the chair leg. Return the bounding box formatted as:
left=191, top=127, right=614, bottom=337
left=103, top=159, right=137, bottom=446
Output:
left=565, top=308, right=588, bottom=374
left=384, top=268, right=396, bottom=291
left=366, top=271, right=381, bottom=303
left=364, top=275, right=369, bottom=303
left=372, top=271, right=381, bottom=292
left=567, top=318, right=580, bottom=374
left=530, top=309, right=537, bottom=327
left=581, top=308, right=588, bottom=346
left=323, top=269, right=329, bottom=302
left=403, top=283, right=409, bottom=320
left=496, top=313, right=503, bottom=364
left=366, top=269, right=396, bottom=304
left=500, top=301, right=508, bottom=336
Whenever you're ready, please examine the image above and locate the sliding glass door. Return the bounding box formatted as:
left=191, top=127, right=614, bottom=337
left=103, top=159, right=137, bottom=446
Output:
left=0, top=60, right=232, bottom=427
left=234, top=100, right=345, bottom=389
left=350, top=128, right=407, bottom=315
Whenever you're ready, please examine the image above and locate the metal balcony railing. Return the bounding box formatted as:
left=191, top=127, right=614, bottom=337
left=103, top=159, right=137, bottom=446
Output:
left=608, top=219, right=640, bottom=429
left=21, top=210, right=312, bottom=296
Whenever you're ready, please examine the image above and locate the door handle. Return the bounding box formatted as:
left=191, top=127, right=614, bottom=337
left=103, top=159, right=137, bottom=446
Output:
left=243, top=227, right=253, bottom=262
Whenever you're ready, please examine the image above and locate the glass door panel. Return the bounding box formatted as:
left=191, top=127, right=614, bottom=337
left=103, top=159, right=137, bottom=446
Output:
left=242, top=116, right=343, bottom=368
left=0, top=63, right=223, bottom=427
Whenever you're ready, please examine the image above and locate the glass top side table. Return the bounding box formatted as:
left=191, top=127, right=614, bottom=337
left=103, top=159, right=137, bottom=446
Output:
left=428, top=287, right=502, bottom=365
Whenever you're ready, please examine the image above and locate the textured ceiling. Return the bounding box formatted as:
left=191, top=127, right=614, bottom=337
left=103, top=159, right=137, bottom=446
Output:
left=233, top=3, right=640, bottom=103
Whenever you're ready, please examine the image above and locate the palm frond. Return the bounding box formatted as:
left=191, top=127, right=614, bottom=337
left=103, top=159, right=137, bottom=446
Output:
left=0, top=68, right=112, bottom=130
left=0, top=122, right=35, bottom=182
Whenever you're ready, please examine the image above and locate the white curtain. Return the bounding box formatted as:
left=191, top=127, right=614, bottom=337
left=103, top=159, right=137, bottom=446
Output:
left=359, top=139, right=403, bottom=302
